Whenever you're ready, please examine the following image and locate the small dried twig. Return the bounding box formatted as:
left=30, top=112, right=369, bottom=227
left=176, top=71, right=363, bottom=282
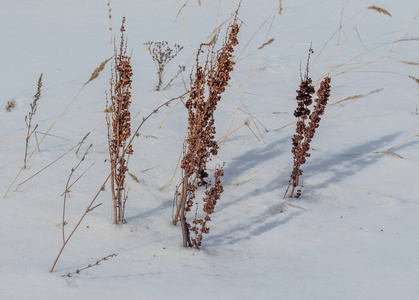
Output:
left=61, top=254, right=117, bottom=277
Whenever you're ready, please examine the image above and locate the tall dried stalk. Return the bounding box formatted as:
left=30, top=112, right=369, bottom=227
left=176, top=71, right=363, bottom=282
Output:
left=285, top=48, right=331, bottom=198
left=107, top=17, right=133, bottom=224
left=24, top=73, right=43, bottom=169
left=173, top=9, right=240, bottom=249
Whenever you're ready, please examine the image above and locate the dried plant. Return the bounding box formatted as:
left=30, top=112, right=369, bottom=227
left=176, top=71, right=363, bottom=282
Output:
left=173, top=9, right=240, bottom=249
left=285, top=48, right=331, bottom=198
left=5, top=100, right=16, bottom=112
left=368, top=5, right=392, bottom=17
left=144, top=41, right=183, bottom=91
left=51, top=173, right=111, bottom=273
left=24, top=73, right=43, bottom=169
left=107, top=17, right=133, bottom=224
left=61, top=254, right=117, bottom=277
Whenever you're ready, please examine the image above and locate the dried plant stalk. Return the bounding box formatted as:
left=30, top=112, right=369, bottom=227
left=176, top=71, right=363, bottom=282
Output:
left=61, top=254, right=117, bottom=277
left=173, top=8, right=240, bottom=249
left=24, top=73, right=43, bottom=169
left=107, top=17, right=133, bottom=224
left=144, top=41, right=183, bottom=91
left=285, top=48, right=331, bottom=198
left=50, top=173, right=111, bottom=273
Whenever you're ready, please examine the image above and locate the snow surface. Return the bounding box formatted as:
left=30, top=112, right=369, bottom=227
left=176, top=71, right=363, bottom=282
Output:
left=1, top=0, right=419, bottom=299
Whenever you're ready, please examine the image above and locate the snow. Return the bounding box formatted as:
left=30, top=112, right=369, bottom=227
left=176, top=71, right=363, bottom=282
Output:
left=1, top=0, right=419, bottom=299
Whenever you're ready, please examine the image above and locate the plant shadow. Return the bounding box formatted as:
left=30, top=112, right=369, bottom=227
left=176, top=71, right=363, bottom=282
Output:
left=223, top=137, right=289, bottom=185
left=206, top=204, right=302, bottom=247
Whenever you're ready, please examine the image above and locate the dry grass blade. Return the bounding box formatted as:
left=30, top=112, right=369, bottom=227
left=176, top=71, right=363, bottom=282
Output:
left=389, top=12, right=419, bottom=52
left=159, top=99, right=182, bottom=128
left=409, top=75, right=419, bottom=85
left=282, top=202, right=308, bottom=211
left=318, top=1, right=378, bottom=83
left=274, top=120, right=296, bottom=131
left=15, top=143, right=81, bottom=191
left=354, top=187, right=386, bottom=197
left=400, top=60, right=419, bottom=66
left=386, top=135, right=419, bottom=152
left=330, top=88, right=384, bottom=106
left=368, top=6, right=392, bottom=17
left=245, top=122, right=261, bottom=142
left=176, top=0, right=194, bottom=52
left=229, top=168, right=263, bottom=185
left=374, top=151, right=404, bottom=159
left=175, top=0, right=188, bottom=21
left=0, top=134, right=27, bottom=146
